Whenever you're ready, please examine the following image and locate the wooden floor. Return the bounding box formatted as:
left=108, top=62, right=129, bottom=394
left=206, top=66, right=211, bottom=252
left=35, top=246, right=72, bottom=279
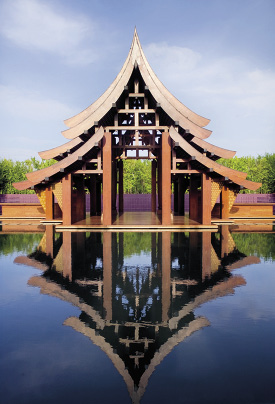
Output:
left=56, top=212, right=218, bottom=231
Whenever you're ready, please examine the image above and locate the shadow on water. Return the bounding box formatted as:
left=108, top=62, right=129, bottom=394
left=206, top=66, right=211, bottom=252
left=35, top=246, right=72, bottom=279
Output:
left=10, top=225, right=267, bottom=404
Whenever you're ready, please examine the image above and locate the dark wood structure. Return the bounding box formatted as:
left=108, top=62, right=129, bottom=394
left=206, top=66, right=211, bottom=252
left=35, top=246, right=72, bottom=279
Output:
left=13, top=30, right=261, bottom=226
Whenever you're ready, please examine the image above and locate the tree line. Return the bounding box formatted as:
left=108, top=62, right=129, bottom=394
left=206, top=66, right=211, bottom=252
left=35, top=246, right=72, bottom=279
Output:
left=0, top=153, right=274, bottom=194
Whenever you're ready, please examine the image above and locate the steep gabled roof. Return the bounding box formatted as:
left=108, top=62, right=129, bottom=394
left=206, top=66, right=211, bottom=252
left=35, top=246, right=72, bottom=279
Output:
left=61, top=29, right=212, bottom=140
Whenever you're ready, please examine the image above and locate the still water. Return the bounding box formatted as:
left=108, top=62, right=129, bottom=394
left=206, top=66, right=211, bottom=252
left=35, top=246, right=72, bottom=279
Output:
left=0, top=225, right=275, bottom=404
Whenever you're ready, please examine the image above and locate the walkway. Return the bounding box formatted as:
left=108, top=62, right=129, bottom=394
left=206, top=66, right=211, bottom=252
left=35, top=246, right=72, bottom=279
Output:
left=56, top=212, right=218, bottom=231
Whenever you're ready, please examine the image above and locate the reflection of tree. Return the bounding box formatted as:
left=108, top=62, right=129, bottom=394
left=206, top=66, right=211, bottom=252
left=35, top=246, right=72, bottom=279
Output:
left=232, top=232, right=275, bottom=261
left=122, top=232, right=152, bottom=257
left=14, top=227, right=262, bottom=404
left=0, top=233, right=43, bottom=256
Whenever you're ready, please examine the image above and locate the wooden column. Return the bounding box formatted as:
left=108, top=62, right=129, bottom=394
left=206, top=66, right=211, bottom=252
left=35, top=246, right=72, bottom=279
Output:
left=103, top=232, right=112, bottom=321
left=201, top=173, right=212, bottom=225
left=151, top=159, right=157, bottom=212
left=173, top=178, right=178, bottom=213
left=45, top=186, right=54, bottom=220
left=157, top=155, right=162, bottom=212
left=161, top=131, right=171, bottom=225
left=112, top=160, right=117, bottom=213
left=202, top=232, right=212, bottom=280
left=62, top=174, right=72, bottom=226
left=118, top=160, right=124, bottom=213
left=103, top=132, right=112, bottom=225
left=96, top=179, right=101, bottom=215
left=189, top=176, right=199, bottom=222
left=74, top=175, right=86, bottom=222
left=221, top=185, right=230, bottom=219
left=89, top=175, right=97, bottom=216
left=162, top=232, right=171, bottom=322
left=178, top=176, right=186, bottom=216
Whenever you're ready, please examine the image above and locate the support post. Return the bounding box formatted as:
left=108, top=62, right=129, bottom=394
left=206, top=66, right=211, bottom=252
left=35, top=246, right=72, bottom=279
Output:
left=178, top=176, right=187, bottom=216
left=157, top=155, right=162, bottom=212
left=151, top=159, right=157, bottom=212
left=96, top=179, right=101, bottom=215
left=173, top=178, right=178, bottom=213
left=74, top=175, right=86, bottom=222
left=221, top=185, right=230, bottom=219
left=103, top=132, right=112, bottom=225
left=118, top=160, right=124, bottom=213
left=62, top=174, right=72, bottom=225
left=89, top=175, right=97, bottom=216
left=201, top=173, right=212, bottom=225
left=112, top=160, right=117, bottom=213
left=161, top=131, right=171, bottom=225
left=189, top=176, right=199, bottom=222
left=45, top=186, right=54, bottom=220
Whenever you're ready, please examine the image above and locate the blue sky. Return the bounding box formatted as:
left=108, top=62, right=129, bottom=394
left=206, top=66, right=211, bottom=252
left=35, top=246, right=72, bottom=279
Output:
left=0, top=0, right=274, bottom=161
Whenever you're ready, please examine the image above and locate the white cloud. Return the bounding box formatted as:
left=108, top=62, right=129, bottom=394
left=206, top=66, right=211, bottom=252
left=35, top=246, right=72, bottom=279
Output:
left=143, top=42, right=275, bottom=155
left=0, top=0, right=96, bottom=65
left=0, top=84, right=74, bottom=121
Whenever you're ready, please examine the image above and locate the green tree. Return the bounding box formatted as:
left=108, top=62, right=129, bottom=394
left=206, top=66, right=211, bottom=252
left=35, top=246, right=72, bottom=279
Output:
left=0, top=157, right=55, bottom=194
left=218, top=153, right=275, bottom=194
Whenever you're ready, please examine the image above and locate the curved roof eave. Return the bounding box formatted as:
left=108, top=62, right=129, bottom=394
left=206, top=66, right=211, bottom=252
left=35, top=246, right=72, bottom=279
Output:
left=26, top=127, right=104, bottom=185
left=13, top=179, right=34, bottom=191
left=191, top=137, right=236, bottom=159
left=169, top=127, right=262, bottom=191
left=38, top=137, right=83, bottom=160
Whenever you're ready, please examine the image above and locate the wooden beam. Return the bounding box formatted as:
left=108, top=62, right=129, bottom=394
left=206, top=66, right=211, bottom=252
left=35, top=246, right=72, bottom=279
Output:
left=106, top=126, right=168, bottom=131
left=73, top=170, right=103, bottom=174
left=171, top=169, right=202, bottom=174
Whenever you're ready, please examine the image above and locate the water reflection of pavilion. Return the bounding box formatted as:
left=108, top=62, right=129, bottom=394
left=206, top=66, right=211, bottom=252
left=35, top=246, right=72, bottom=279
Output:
left=15, top=228, right=260, bottom=404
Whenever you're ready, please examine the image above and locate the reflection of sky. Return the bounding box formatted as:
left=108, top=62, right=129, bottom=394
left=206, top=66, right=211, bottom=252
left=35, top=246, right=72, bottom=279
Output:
left=195, top=262, right=275, bottom=325
left=123, top=251, right=151, bottom=268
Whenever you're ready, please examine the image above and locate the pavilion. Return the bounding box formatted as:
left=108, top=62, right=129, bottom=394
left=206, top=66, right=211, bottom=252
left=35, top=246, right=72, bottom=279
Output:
left=13, top=30, right=261, bottom=228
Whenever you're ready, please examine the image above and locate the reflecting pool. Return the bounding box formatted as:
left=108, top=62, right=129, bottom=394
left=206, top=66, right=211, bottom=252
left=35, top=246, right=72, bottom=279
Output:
left=0, top=225, right=275, bottom=404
